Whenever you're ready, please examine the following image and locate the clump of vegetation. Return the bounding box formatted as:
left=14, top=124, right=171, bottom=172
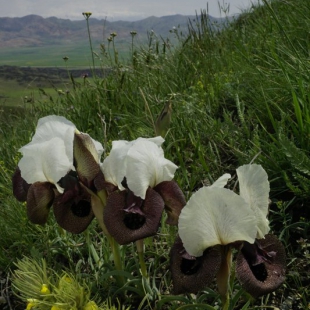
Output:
left=1, top=0, right=309, bottom=309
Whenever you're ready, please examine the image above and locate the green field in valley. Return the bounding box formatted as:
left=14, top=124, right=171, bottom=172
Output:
left=0, top=77, right=47, bottom=106
left=0, top=42, right=96, bottom=107
left=0, top=44, right=93, bottom=67
left=0, top=40, right=132, bottom=67
left=0, top=65, right=107, bottom=107
left=0, top=40, right=133, bottom=107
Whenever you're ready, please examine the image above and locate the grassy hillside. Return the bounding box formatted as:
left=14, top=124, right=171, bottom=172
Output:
left=0, top=0, right=309, bottom=309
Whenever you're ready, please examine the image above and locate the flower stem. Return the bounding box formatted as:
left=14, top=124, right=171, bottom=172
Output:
left=95, top=190, right=125, bottom=287
left=85, top=186, right=125, bottom=287
left=136, top=239, right=148, bottom=278
left=106, top=234, right=125, bottom=287
left=216, top=246, right=232, bottom=310
left=85, top=17, right=95, bottom=69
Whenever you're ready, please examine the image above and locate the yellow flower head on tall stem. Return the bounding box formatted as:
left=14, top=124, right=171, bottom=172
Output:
left=82, top=12, right=92, bottom=19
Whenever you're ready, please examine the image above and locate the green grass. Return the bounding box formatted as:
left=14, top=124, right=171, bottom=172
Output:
left=1, top=0, right=310, bottom=309
left=0, top=77, right=57, bottom=106
left=0, top=41, right=132, bottom=67
left=0, top=43, right=92, bottom=67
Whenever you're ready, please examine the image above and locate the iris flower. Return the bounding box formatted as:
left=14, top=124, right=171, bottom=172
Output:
left=101, top=137, right=186, bottom=245
left=170, top=164, right=286, bottom=302
left=12, top=115, right=104, bottom=233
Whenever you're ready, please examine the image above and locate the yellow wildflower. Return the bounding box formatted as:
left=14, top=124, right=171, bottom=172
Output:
left=26, top=299, right=39, bottom=310
left=40, top=284, right=51, bottom=295
left=82, top=12, right=92, bottom=19
left=62, top=275, right=72, bottom=283
left=26, top=302, right=35, bottom=310
left=83, top=301, right=98, bottom=310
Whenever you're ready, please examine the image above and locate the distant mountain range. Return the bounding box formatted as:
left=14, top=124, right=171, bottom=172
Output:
left=0, top=14, right=225, bottom=48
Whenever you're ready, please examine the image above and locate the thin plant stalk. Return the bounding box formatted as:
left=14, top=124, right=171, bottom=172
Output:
left=106, top=234, right=125, bottom=287
left=130, top=31, right=137, bottom=65
left=216, top=246, right=232, bottom=310
left=111, top=33, right=118, bottom=66
left=136, top=239, right=148, bottom=278
left=95, top=190, right=125, bottom=287
left=83, top=12, right=95, bottom=69
left=84, top=184, right=125, bottom=287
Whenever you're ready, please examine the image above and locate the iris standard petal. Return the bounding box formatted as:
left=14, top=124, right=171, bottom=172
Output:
left=146, top=136, right=166, bottom=147
left=101, top=140, right=130, bottom=190
left=179, top=187, right=257, bottom=257
left=19, top=137, right=74, bottom=193
left=170, top=236, right=222, bottom=294
left=125, top=139, right=175, bottom=198
left=91, top=138, right=104, bottom=160
left=17, top=116, right=78, bottom=193
left=101, top=137, right=177, bottom=199
left=103, top=187, right=164, bottom=244
left=237, top=164, right=270, bottom=238
left=124, top=140, right=162, bottom=198
left=29, top=115, right=76, bottom=161
left=153, top=180, right=186, bottom=225
left=236, top=234, right=286, bottom=298
left=26, top=182, right=55, bottom=225
left=209, top=173, right=231, bottom=188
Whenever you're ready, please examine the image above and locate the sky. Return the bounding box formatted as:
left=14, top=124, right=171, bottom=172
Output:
left=0, top=0, right=260, bottom=21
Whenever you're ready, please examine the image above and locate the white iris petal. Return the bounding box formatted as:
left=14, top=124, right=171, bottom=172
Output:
left=146, top=136, right=165, bottom=147
left=209, top=173, right=231, bottom=188
left=237, top=164, right=270, bottom=238
left=31, top=115, right=76, bottom=161
left=179, top=187, right=257, bottom=257
left=18, top=116, right=76, bottom=193
left=101, top=140, right=130, bottom=191
left=91, top=138, right=104, bottom=161
left=101, top=137, right=178, bottom=199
